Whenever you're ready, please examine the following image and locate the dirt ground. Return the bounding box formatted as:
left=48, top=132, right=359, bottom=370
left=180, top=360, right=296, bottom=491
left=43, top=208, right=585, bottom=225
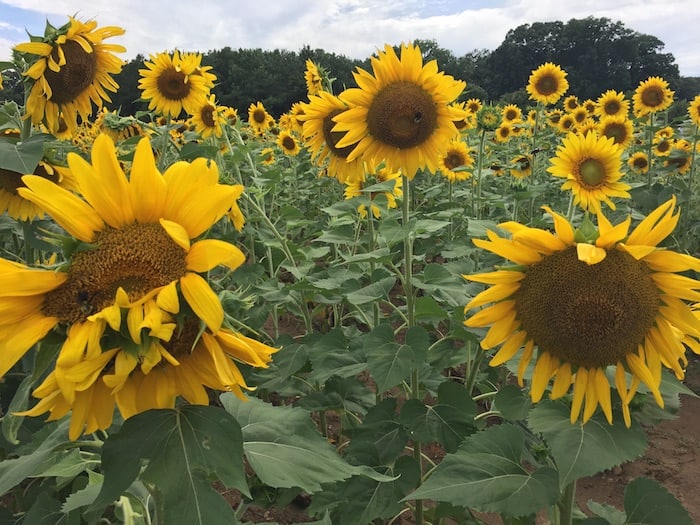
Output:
left=231, top=355, right=700, bottom=524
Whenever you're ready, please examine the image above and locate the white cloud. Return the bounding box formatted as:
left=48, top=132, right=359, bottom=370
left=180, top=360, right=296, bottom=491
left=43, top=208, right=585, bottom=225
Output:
left=1, top=0, right=698, bottom=75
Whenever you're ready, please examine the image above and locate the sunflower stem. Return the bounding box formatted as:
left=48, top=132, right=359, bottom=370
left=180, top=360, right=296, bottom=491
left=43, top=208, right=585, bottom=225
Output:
left=366, top=209, right=380, bottom=329
left=474, top=130, right=487, bottom=219
left=557, top=480, right=577, bottom=525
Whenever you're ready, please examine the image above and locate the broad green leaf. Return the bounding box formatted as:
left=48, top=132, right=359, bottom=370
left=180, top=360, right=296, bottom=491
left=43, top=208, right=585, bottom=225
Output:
left=528, top=401, right=647, bottom=487
left=221, top=394, right=393, bottom=492
left=345, top=276, right=395, bottom=304
left=495, top=383, right=532, bottom=421
left=31, top=448, right=91, bottom=479
left=62, top=475, right=103, bottom=513
left=414, top=219, right=450, bottom=236
left=306, top=329, right=367, bottom=383
left=297, top=376, right=374, bottom=415
left=0, top=420, right=69, bottom=496
left=0, top=134, right=46, bottom=173
left=586, top=501, right=626, bottom=525
left=344, top=399, right=409, bottom=466
left=366, top=343, right=414, bottom=392
left=400, top=381, right=477, bottom=453
left=407, top=424, right=559, bottom=516
left=624, top=477, right=692, bottom=525
left=414, top=296, right=449, bottom=323
left=90, top=406, right=246, bottom=525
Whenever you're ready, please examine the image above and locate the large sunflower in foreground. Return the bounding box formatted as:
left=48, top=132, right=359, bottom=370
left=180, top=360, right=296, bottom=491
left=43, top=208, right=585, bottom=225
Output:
left=0, top=134, right=243, bottom=379
left=13, top=16, right=125, bottom=134
left=138, top=50, right=216, bottom=118
left=632, top=76, right=674, bottom=117
left=464, top=197, right=700, bottom=426
left=300, top=90, right=365, bottom=183
left=526, top=63, right=569, bottom=105
left=547, top=131, right=631, bottom=214
left=333, top=43, right=466, bottom=178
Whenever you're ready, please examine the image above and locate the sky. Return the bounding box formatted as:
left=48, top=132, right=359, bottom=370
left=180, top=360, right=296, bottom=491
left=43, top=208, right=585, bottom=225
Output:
left=1, top=0, right=699, bottom=77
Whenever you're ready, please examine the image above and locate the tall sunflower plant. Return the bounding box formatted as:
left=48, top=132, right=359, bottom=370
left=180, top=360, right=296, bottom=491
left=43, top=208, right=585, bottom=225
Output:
left=1, top=17, right=699, bottom=525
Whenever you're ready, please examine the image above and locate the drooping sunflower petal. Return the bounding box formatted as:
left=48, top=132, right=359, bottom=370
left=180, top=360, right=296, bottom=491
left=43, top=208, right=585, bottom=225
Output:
left=179, top=272, right=223, bottom=333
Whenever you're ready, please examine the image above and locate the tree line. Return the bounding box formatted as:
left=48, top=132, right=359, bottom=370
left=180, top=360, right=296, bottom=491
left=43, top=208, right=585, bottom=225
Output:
left=3, top=17, right=700, bottom=118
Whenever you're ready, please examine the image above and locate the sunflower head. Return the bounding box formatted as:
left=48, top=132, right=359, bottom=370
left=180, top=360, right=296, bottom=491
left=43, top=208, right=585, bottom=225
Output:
left=595, top=90, right=629, bottom=119
left=688, top=94, right=700, bottom=126
left=332, top=42, right=466, bottom=178
left=13, top=16, right=126, bottom=134
left=547, top=131, right=630, bottom=214
left=438, top=138, right=474, bottom=182
left=597, top=116, right=634, bottom=149
left=476, top=105, right=501, bottom=132
left=633, top=76, right=674, bottom=117
left=464, top=197, right=700, bottom=426
left=277, top=130, right=301, bottom=156
left=526, top=62, right=569, bottom=105
left=627, top=151, right=649, bottom=175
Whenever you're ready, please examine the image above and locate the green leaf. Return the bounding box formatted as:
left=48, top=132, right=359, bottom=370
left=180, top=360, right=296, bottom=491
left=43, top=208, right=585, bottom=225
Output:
left=221, top=394, right=393, bottom=492
left=0, top=134, right=46, bottom=173
left=90, top=406, right=247, bottom=525
left=427, top=381, right=478, bottom=453
left=414, top=296, right=449, bottom=322
left=407, top=424, right=559, bottom=516
left=586, top=501, right=625, bottom=525
left=495, top=384, right=532, bottom=421
left=62, top=475, right=103, bottom=513
left=528, top=401, right=647, bottom=487
left=345, top=276, right=395, bottom=305
left=344, top=399, right=409, bottom=466
left=306, top=329, right=367, bottom=383
left=366, top=343, right=414, bottom=392
left=0, top=420, right=69, bottom=496
left=624, top=477, right=692, bottom=525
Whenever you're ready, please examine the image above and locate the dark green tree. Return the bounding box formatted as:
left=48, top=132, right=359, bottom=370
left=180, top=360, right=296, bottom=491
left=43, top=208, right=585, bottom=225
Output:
left=483, top=17, right=680, bottom=102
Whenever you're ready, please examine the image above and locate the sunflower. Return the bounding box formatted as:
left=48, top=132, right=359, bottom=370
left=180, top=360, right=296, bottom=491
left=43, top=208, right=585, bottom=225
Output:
left=546, top=109, right=564, bottom=128
left=304, top=59, right=324, bottom=96
left=548, top=131, right=630, bottom=214
left=277, top=129, right=301, bottom=156
left=0, top=161, right=77, bottom=221
left=582, top=99, right=597, bottom=115
left=300, top=90, right=365, bottom=183
left=465, top=98, right=483, bottom=115
left=664, top=140, right=693, bottom=175
left=13, top=16, right=125, bottom=134
left=451, top=102, right=475, bottom=132
left=563, top=96, right=580, bottom=112
left=476, top=105, right=502, bottom=132
left=222, top=106, right=239, bottom=127
left=557, top=114, right=576, bottom=134
left=333, top=43, right=466, bottom=178
left=464, top=197, right=700, bottom=426
left=190, top=94, right=224, bottom=138
left=627, top=151, right=650, bottom=175
left=688, top=94, right=700, bottom=126
left=510, top=154, right=532, bottom=179
left=570, top=106, right=589, bottom=125
left=653, top=136, right=673, bottom=157
left=526, top=63, right=569, bottom=105
left=94, top=108, right=144, bottom=142
left=247, top=101, right=275, bottom=135
left=138, top=50, right=216, bottom=118
left=494, top=123, right=513, bottom=143
left=438, top=138, right=474, bottom=182
left=597, top=116, right=635, bottom=149
left=501, top=104, right=522, bottom=123
left=633, top=76, right=674, bottom=117
left=344, top=164, right=403, bottom=219
left=595, top=90, right=629, bottom=119
left=259, top=147, right=276, bottom=166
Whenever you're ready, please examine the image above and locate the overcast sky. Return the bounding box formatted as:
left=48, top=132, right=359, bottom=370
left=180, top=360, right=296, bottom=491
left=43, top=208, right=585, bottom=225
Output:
left=1, top=0, right=699, bottom=78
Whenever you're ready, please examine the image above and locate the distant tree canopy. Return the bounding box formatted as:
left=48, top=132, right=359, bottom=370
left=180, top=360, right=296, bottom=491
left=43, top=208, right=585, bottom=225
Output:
left=2, top=17, right=696, bottom=116
left=483, top=17, right=681, bottom=101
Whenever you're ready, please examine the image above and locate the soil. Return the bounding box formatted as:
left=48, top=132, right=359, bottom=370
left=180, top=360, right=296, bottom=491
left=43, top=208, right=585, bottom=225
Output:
left=228, top=355, right=700, bottom=525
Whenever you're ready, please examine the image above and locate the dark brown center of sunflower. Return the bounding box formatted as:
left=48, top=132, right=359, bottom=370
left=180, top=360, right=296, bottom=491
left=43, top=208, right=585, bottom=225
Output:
left=366, top=81, right=438, bottom=149
left=603, top=123, right=627, bottom=145
left=641, top=87, right=665, bottom=108
left=201, top=104, right=216, bottom=127
left=0, top=163, right=60, bottom=194
left=504, top=109, right=519, bottom=121
left=281, top=135, right=296, bottom=151
left=163, top=317, right=201, bottom=357
left=42, top=223, right=188, bottom=323
left=324, top=109, right=355, bottom=158
left=444, top=151, right=466, bottom=170
left=604, top=100, right=621, bottom=115
left=535, top=75, right=558, bottom=96
left=44, top=40, right=97, bottom=104
left=656, top=139, right=671, bottom=153
left=514, top=246, right=660, bottom=368
left=632, top=156, right=648, bottom=170
left=156, top=67, right=192, bottom=101
left=578, top=158, right=606, bottom=187
left=253, top=109, right=267, bottom=124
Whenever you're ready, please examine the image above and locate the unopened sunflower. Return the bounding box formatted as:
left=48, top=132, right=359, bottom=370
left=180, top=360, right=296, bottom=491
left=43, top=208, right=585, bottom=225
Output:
left=333, top=43, right=466, bottom=178
left=548, top=131, right=630, bottom=214
left=464, top=197, right=700, bottom=426
left=13, top=16, right=125, bottom=134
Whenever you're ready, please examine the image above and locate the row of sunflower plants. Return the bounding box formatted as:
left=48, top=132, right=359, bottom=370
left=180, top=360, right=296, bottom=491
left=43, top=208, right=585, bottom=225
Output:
left=0, top=14, right=699, bottom=525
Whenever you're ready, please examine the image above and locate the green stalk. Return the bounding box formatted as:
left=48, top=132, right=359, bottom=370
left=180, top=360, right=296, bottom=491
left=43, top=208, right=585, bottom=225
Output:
left=366, top=209, right=380, bottom=329
left=474, top=130, right=487, bottom=219
left=557, top=480, right=577, bottom=525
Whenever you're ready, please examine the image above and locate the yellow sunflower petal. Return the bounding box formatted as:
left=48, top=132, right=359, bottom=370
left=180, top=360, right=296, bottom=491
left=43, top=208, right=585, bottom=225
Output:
left=186, top=239, right=246, bottom=273
left=179, top=272, right=223, bottom=332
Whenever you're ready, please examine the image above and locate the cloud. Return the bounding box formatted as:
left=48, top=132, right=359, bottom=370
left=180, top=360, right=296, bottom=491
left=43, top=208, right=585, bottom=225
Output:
left=0, top=0, right=698, bottom=75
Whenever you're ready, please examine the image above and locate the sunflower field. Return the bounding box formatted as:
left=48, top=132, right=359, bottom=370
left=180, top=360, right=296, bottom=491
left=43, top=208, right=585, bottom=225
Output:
left=1, top=14, right=699, bottom=525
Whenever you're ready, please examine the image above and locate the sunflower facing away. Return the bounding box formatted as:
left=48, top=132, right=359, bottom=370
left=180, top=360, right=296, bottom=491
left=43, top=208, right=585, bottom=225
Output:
left=333, top=43, right=466, bottom=178
left=138, top=50, right=216, bottom=118
left=526, top=63, right=569, bottom=105
left=0, top=134, right=276, bottom=438
left=464, top=197, right=700, bottom=426
left=304, top=59, right=324, bottom=96
left=13, top=16, right=126, bottom=134
left=548, top=131, right=631, bottom=214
